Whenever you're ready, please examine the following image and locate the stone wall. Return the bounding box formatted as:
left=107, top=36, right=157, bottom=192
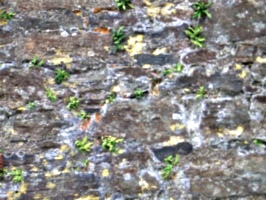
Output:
left=0, top=0, right=266, bottom=199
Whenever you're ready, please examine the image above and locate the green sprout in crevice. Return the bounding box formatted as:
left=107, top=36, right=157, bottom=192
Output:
left=112, top=26, right=126, bottom=53
left=105, top=92, right=116, bottom=104
left=0, top=169, right=7, bottom=179
left=162, top=63, right=183, bottom=76
left=0, top=10, right=15, bottom=21
left=196, top=86, right=206, bottom=99
left=8, top=169, right=24, bottom=183
left=82, top=159, right=89, bottom=167
left=101, top=136, right=123, bottom=153
left=192, top=1, right=212, bottom=20
left=184, top=25, right=206, bottom=48
left=75, top=136, right=93, bottom=153
left=27, top=101, right=35, bottom=110
left=45, top=87, right=57, bottom=102
left=252, top=139, right=266, bottom=146
left=77, top=110, right=90, bottom=120
left=115, top=0, right=134, bottom=11
left=66, top=97, right=80, bottom=110
left=55, top=68, right=70, bottom=84
left=162, top=69, right=172, bottom=76
left=161, top=154, right=180, bottom=180
left=134, top=89, right=144, bottom=99
left=161, top=164, right=173, bottom=180
left=172, top=62, right=183, bottom=73
left=29, top=55, right=44, bottom=68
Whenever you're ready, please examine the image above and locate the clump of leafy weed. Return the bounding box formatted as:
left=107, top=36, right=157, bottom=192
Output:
left=115, top=0, right=133, bottom=11
left=45, top=87, right=57, bottom=102
left=193, top=1, right=212, bottom=20
left=184, top=25, right=205, bottom=48
left=27, top=101, right=35, bottom=110
left=0, top=10, right=15, bottom=21
left=196, top=86, right=206, bottom=99
left=75, top=136, right=93, bottom=152
left=67, top=97, right=80, bottom=110
left=8, top=169, right=24, bottom=182
left=101, top=136, right=123, bottom=153
left=78, top=110, right=90, bottom=120
left=112, top=26, right=126, bottom=53
left=134, top=89, right=143, bottom=99
left=55, top=68, right=69, bottom=84
left=161, top=154, right=180, bottom=180
left=105, top=92, right=116, bottom=104
left=162, top=63, right=183, bottom=76
left=29, top=55, right=44, bottom=68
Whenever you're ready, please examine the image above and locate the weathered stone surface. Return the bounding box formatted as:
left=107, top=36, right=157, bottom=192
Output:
left=7, top=0, right=113, bottom=11
left=203, top=2, right=266, bottom=43
left=17, top=18, right=59, bottom=30
left=200, top=98, right=250, bottom=135
left=183, top=49, right=216, bottom=64
left=0, top=69, right=44, bottom=107
left=134, top=54, right=177, bottom=66
left=22, top=32, right=111, bottom=60
left=159, top=70, right=243, bottom=96
left=152, top=142, right=193, bottom=161
left=235, top=44, right=257, bottom=63
left=96, top=99, right=182, bottom=144
left=185, top=147, right=266, bottom=199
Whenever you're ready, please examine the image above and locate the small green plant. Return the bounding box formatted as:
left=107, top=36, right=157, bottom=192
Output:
left=75, top=136, right=93, bottom=152
left=161, top=155, right=180, bottom=180
left=101, top=136, right=123, bottom=153
left=172, top=63, right=183, bottom=73
left=252, top=139, right=265, bottom=146
left=192, top=1, right=212, bottom=20
left=162, top=63, right=183, bottom=76
left=0, top=10, right=15, bottom=21
left=8, top=169, right=24, bottom=182
left=78, top=110, right=90, bottom=120
left=112, top=26, right=126, bottom=53
left=45, top=87, right=57, bottom=102
left=162, top=69, right=172, bottom=76
left=115, top=0, right=133, bottom=10
left=134, top=89, right=143, bottom=99
left=0, top=169, right=7, bottom=178
left=67, top=97, right=80, bottom=110
left=196, top=86, right=206, bottom=99
left=164, top=155, right=180, bottom=165
left=82, top=159, right=89, bottom=167
left=105, top=92, right=116, bottom=104
left=29, top=55, right=44, bottom=68
left=27, top=101, right=35, bottom=110
left=55, top=68, right=70, bottom=84
left=161, top=164, right=173, bottom=180
left=184, top=25, right=205, bottom=48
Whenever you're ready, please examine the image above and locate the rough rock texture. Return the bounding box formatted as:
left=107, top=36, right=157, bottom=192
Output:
left=0, top=0, right=266, bottom=199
